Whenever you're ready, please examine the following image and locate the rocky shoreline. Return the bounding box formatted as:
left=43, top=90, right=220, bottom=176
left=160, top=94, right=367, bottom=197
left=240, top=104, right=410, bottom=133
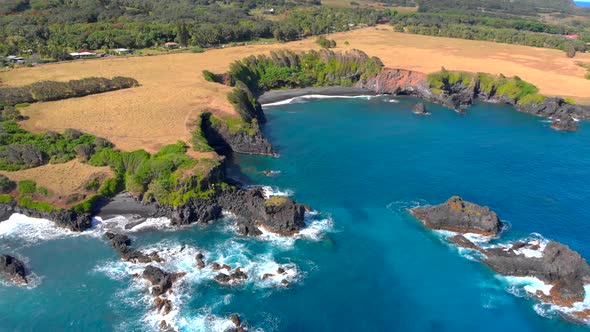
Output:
left=409, top=196, right=590, bottom=323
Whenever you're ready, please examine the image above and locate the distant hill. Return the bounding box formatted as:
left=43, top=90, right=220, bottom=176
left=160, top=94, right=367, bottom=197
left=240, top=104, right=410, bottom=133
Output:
left=415, top=0, right=577, bottom=15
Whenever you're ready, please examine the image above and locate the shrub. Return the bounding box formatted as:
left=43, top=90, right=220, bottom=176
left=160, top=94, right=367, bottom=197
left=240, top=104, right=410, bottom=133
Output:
left=71, top=195, right=100, bottom=214
left=191, top=46, right=205, bottom=53
left=15, top=103, right=30, bottom=108
left=18, top=180, right=37, bottom=195
left=0, top=77, right=139, bottom=106
left=98, top=176, right=124, bottom=197
left=37, top=186, right=50, bottom=196
left=0, top=175, right=16, bottom=193
left=316, top=36, right=337, bottom=49
left=85, top=178, right=100, bottom=191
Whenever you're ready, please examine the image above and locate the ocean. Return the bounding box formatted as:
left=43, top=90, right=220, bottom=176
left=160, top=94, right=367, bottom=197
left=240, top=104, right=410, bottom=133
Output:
left=576, top=1, right=590, bottom=7
left=1, top=96, right=590, bottom=331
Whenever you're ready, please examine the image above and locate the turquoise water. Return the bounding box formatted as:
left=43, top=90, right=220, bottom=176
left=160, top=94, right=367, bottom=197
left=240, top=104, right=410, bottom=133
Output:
left=2, top=96, right=590, bottom=331
left=576, top=1, right=590, bottom=7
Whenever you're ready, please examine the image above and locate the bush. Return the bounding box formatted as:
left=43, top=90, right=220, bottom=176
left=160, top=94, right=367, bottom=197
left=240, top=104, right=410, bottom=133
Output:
left=0, top=175, right=16, bottom=193
left=15, top=103, right=30, bottom=108
left=191, top=46, right=205, bottom=53
left=85, top=178, right=100, bottom=191
left=18, top=180, right=37, bottom=195
left=316, top=36, right=337, bottom=49
left=0, top=106, right=24, bottom=121
left=37, top=186, right=50, bottom=196
left=191, top=115, right=213, bottom=152
left=0, top=194, right=13, bottom=203
left=98, top=176, right=124, bottom=197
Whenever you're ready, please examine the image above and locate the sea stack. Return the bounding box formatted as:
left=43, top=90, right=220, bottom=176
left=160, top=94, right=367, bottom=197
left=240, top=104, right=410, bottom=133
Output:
left=412, top=102, right=430, bottom=115
left=409, top=196, right=502, bottom=236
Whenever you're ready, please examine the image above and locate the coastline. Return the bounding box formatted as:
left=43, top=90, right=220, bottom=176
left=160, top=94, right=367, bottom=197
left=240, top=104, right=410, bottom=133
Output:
left=257, top=86, right=377, bottom=105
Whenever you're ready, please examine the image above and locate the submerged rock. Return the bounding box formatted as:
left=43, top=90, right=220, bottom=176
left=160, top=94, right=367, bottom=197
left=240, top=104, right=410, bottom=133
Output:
left=0, top=254, right=27, bottom=285
left=409, top=196, right=502, bottom=236
left=551, top=116, right=578, bottom=132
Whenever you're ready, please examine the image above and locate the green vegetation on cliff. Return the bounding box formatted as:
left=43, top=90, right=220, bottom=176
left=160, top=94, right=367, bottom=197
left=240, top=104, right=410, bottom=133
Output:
left=428, top=70, right=547, bottom=105
left=227, top=49, right=384, bottom=95
left=0, top=77, right=139, bottom=107
left=90, top=141, right=223, bottom=207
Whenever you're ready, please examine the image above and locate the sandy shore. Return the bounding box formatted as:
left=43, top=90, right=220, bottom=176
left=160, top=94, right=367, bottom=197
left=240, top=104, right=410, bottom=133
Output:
left=258, top=86, right=376, bottom=105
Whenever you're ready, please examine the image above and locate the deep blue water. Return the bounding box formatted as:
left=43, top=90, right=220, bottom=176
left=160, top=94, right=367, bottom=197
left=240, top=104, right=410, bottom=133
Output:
left=1, top=96, right=590, bottom=331
left=576, top=1, right=590, bottom=7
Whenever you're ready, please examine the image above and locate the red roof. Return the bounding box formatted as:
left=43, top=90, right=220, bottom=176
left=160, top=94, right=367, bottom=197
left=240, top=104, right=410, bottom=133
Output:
left=565, top=34, right=580, bottom=39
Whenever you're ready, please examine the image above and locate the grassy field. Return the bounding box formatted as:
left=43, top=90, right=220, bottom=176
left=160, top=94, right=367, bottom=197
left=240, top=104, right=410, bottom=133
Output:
left=1, top=25, right=590, bottom=154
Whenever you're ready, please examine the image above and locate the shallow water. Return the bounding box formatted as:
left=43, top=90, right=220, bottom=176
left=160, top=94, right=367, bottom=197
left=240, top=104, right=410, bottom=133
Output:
left=1, top=96, right=590, bottom=331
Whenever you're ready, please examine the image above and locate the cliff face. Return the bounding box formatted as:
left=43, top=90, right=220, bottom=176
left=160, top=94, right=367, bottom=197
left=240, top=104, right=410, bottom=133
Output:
left=201, top=115, right=275, bottom=156
left=360, top=68, right=590, bottom=127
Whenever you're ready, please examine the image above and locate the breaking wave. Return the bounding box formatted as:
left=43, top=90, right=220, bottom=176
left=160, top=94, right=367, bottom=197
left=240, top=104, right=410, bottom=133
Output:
left=262, top=94, right=381, bottom=107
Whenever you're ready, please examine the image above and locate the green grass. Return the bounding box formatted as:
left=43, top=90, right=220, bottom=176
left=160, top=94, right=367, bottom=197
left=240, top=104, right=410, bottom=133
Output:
left=0, top=194, right=13, bottom=203
left=18, top=180, right=37, bottom=195
left=564, top=97, right=576, bottom=104
left=15, top=103, right=30, bottom=108
left=17, top=196, right=58, bottom=213
left=577, top=62, right=590, bottom=80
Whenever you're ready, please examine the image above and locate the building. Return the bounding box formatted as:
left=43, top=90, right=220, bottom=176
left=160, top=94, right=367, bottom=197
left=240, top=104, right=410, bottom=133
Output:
left=6, top=55, right=25, bottom=64
left=565, top=34, right=580, bottom=40
left=113, top=48, right=131, bottom=54
left=164, top=42, right=179, bottom=48
left=69, top=51, right=98, bottom=59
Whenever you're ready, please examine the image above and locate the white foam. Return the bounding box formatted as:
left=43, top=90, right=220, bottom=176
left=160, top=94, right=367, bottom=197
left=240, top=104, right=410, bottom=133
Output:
left=262, top=94, right=380, bottom=107
left=256, top=212, right=334, bottom=249
left=504, top=276, right=553, bottom=296
left=0, top=213, right=75, bottom=243
left=89, top=216, right=173, bottom=236
left=96, top=239, right=299, bottom=330
left=386, top=98, right=400, bottom=103
left=256, top=186, right=294, bottom=199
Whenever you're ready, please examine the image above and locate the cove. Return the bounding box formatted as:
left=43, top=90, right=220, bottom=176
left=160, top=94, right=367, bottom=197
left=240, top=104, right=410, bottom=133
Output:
left=1, top=95, right=590, bottom=331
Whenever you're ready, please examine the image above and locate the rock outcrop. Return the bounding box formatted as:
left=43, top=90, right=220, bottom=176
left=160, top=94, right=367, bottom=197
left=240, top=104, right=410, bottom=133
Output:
left=201, top=114, right=274, bottom=156
left=409, top=196, right=502, bottom=236
left=482, top=241, right=590, bottom=306
left=216, top=188, right=307, bottom=236
left=551, top=116, right=578, bottom=132
left=142, top=265, right=185, bottom=296
left=105, top=232, right=161, bottom=263
left=412, top=102, right=430, bottom=115
left=0, top=254, right=27, bottom=285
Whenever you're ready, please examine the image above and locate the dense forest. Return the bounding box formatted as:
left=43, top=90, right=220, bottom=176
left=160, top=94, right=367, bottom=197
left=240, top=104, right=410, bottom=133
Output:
left=0, top=0, right=394, bottom=60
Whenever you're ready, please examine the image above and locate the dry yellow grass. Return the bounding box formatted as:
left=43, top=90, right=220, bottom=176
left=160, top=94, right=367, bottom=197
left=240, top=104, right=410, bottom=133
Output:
left=0, top=160, right=112, bottom=206
left=1, top=25, right=589, bottom=157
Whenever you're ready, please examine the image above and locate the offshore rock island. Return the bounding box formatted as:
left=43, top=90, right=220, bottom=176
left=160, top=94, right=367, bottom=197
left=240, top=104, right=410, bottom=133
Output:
left=409, top=197, right=590, bottom=322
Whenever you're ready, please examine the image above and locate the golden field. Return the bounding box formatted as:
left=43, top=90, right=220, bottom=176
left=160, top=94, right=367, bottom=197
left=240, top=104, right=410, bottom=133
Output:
left=1, top=25, right=590, bottom=156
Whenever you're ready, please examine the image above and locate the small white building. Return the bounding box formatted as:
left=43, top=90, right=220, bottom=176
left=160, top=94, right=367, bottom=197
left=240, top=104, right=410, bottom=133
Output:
left=69, top=51, right=98, bottom=59
left=113, top=48, right=131, bottom=54
left=6, top=55, right=25, bottom=64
